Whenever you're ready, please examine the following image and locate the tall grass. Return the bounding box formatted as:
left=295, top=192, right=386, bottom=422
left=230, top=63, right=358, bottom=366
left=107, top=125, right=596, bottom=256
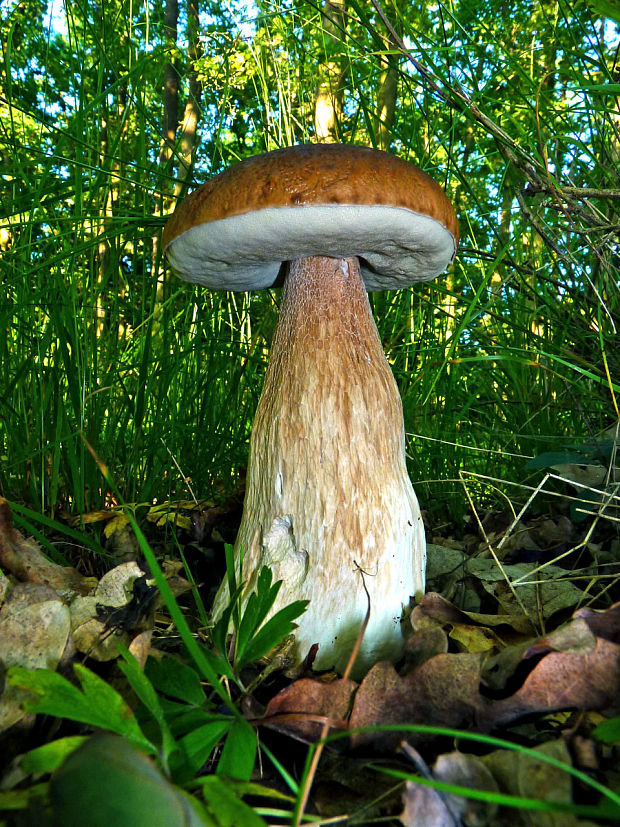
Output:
left=0, top=0, right=618, bottom=533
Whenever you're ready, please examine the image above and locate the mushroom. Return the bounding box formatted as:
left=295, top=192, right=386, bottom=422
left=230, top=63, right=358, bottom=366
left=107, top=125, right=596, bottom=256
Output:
left=163, top=144, right=458, bottom=675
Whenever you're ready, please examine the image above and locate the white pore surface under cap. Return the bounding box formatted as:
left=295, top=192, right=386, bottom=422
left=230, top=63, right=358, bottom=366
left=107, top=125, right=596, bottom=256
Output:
left=165, top=204, right=457, bottom=292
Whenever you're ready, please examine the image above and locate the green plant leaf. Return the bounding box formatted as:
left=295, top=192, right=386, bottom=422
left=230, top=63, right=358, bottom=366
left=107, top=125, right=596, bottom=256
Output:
left=158, top=700, right=221, bottom=738
left=208, top=779, right=295, bottom=803
left=126, top=516, right=239, bottom=717
left=21, top=736, right=89, bottom=775
left=7, top=665, right=156, bottom=755
left=235, top=567, right=281, bottom=661
left=117, top=647, right=176, bottom=761
left=200, top=776, right=267, bottom=827
left=145, top=655, right=206, bottom=706
left=0, top=783, right=50, bottom=812
left=200, top=645, right=237, bottom=682
left=170, top=718, right=232, bottom=779
left=217, top=718, right=257, bottom=781
left=580, top=83, right=620, bottom=94
left=238, top=600, right=309, bottom=669
left=526, top=450, right=593, bottom=469
left=8, top=501, right=107, bottom=558
left=587, top=0, right=620, bottom=23
left=212, top=582, right=245, bottom=660
left=593, top=716, right=620, bottom=744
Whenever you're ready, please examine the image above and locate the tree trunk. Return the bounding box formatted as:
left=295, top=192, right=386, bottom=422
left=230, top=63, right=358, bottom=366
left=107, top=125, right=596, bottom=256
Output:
left=314, top=0, right=347, bottom=142
left=375, top=0, right=405, bottom=150
left=159, top=0, right=180, bottom=176
left=175, top=0, right=203, bottom=198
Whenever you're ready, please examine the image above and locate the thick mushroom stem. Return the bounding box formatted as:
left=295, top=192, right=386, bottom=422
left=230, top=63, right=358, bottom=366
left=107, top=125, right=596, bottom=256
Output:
left=217, top=255, right=425, bottom=675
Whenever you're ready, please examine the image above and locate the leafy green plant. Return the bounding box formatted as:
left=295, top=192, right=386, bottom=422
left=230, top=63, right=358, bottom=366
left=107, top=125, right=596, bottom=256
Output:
left=1, top=536, right=307, bottom=819
left=6, top=661, right=159, bottom=757
left=208, top=545, right=309, bottom=682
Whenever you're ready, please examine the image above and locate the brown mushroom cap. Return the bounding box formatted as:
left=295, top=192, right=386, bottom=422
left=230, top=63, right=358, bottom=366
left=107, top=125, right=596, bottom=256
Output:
left=163, top=144, right=458, bottom=292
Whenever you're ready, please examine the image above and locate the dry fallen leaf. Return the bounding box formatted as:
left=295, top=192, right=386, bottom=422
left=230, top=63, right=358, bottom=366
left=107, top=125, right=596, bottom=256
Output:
left=349, top=655, right=485, bottom=752
left=574, top=602, right=620, bottom=643
left=104, top=514, right=140, bottom=561
left=128, top=629, right=154, bottom=669
left=311, top=753, right=405, bottom=821
left=478, top=739, right=586, bottom=827
left=398, top=743, right=493, bottom=827
left=430, top=750, right=499, bottom=827
left=400, top=750, right=498, bottom=827
left=263, top=677, right=355, bottom=742
left=145, top=498, right=217, bottom=531
left=413, top=591, right=535, bottom=636
left=404, top=626, right=449, bottom=669
left=466, top=560, right=584, bottom=622
left=0, top=499, right=94, bottom=602
left=0, top=583, right=71, bottom=732
left=259, top=604, right=620, bottom=755
left=480, top=636, right=620, bottom=729
left=400, top=779, right=461, bottom=827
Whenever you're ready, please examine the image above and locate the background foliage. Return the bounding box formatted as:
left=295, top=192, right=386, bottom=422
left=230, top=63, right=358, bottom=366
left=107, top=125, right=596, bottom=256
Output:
left=1, top=0, right=618, bottom=529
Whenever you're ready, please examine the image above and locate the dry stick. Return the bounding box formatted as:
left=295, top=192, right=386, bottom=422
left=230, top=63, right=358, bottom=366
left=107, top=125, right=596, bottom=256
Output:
left=555, top=186, right=620, bottom=200
left=292, top=569, right=372, bottom=827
